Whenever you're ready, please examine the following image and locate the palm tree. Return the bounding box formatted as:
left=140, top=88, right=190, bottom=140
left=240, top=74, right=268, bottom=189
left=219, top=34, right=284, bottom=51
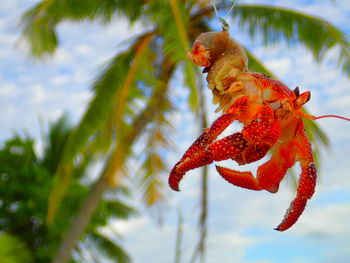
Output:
left=19, top=0, right=350, bottom=262
left=0, top=116, right=134, bottom=262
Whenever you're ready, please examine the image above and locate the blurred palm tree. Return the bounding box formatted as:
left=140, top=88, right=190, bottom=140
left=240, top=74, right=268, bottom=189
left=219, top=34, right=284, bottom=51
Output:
left=0, top=116, right=134, bottom=262
left=19, top=0, right=350, bottom=262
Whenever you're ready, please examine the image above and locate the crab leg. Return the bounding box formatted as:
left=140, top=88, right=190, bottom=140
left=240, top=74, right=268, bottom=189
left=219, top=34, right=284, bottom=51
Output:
left=217, top=125, right=316, bottom=231
left=275, top=125, right=316, bottom=231
left=169, top=96, right=250, bottom=191
left=216, top=140, right=294, bottom=194
left=168, top=113, right=236, bottom=191
left=169, top=101, right=276, bottom=191
left=169, top=132, right=248, bottom=191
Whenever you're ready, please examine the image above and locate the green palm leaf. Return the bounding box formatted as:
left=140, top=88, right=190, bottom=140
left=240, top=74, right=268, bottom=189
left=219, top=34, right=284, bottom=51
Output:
left=232, top=4, right=350, bottom=77
left=47, top=33, right=154, bottom=224
left=149, top=0, right=199, bottom=110
left=19, top=0, right=146, bottom=56
left=89, top=232, right=131, bottom=263
left=0, top=233, right=33, bottom=263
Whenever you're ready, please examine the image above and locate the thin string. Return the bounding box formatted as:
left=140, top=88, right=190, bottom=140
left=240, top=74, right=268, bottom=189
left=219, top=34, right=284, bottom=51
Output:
left=211, top=0, right=240, bottom=31
left=224, top=0, right=240, bottom=20
left=211, top=0, right=219, bottom=18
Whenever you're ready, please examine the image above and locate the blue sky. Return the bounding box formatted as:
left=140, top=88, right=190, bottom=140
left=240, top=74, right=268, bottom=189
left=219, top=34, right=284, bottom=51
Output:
left=1, top=0, right=350, bottom=263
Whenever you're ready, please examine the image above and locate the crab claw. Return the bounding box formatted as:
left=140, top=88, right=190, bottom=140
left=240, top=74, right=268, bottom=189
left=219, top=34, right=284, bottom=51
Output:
left=168, top=111, right=242, bottom=192
left=275, top=162, right=317, bottom=231
left=169, top=161, right=184, bottom=191
left=274, top=198, right=308, bottom=231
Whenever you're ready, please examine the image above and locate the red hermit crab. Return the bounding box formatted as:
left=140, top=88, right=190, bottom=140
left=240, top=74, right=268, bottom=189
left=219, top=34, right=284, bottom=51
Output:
left=168, top=31, right=346, bottom=231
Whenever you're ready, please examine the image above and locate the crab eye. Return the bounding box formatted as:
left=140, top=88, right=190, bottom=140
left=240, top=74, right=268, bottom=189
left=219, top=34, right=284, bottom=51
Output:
left=293, top=87, right=300, bottom=97
left=202, top=67, right=210, bottom=73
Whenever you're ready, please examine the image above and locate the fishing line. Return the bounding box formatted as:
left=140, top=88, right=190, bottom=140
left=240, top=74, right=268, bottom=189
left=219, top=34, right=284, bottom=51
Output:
left=211, top=0, right=241, bottom=31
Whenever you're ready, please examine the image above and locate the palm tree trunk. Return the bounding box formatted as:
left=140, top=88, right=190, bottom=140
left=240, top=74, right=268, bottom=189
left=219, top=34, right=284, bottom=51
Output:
left=52, top=173, right=109, bottom=263
left=51, top=59, right=175, bottom=263
left=174, top=210, right=183, bottom=263
left=191, top=75, right=209, bottom=263
left=197, top=83, right=209, bottom=263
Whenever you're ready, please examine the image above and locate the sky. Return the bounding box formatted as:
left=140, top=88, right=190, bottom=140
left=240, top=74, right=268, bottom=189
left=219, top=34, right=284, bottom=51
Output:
left=1, top=0, right=350, bottom=263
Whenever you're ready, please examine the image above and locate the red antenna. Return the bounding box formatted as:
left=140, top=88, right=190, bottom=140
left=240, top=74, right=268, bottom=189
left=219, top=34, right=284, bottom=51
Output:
left=312, top=114, right=350, bottom=122
left=303, top=112, right=350, bottom=122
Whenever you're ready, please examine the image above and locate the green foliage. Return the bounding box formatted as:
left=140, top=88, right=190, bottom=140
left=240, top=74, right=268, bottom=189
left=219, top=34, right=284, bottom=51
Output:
left=0, top=233, right=33, bottom=263
left=62, top=50, right=134, bottom=164
left=233, top=4, right=350, bottom=77
left=19, top=0, right=146, bottom=56
left=148, top=0, right=199, bottom=110
left=137, top=105, right=174, bottom=205
left=0, top=116, right=134, bottom=262
left=47, top=34, right=156, bottom=222
left=89, top=231, right=131, bottom=263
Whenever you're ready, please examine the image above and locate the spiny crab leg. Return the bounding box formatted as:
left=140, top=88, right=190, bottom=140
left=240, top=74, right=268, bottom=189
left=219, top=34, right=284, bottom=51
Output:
left=216, top=122, right=317, bottom=231
left=169, top=96, right=251, bottom=191
left=169, top=97, right=278, bottom=192
left=275, top=127, right=317, bottom=231
left=275, top=162, right=317, bottom=231
left=168, top=113, right=239, bottom=191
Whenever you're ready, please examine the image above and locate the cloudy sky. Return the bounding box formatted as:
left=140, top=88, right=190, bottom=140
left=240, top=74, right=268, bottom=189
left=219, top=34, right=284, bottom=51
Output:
left=1, top=0, right=350, bottom=263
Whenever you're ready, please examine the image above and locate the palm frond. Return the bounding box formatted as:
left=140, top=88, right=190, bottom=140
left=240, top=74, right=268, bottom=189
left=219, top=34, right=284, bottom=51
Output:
left=303, top=110, right=331, bottom=170
left=47, top=33, right=155, bottom=224
left=100, top=56, right=176, bottom=188
left=41, top=114, right=72, bottom=173
left=134, top=57, right=177, bottom=206
left=137, top=97, right=174, bottom=205
left=113, top=33, right=155, bottom=132
left=19, top=0, right=146, bottom=56
left=0, top=233, right=33, bottom=263
left=231, top=4, right=350, bottom=77
left=100, top=200, right=137, bottom=220
left=138, top=152, right=166, bottom=206
left=168, top=0, right=199, bottom=109
left=89, top=232, right=131, bottom=263
left=148, top=0, right=199, bottom=110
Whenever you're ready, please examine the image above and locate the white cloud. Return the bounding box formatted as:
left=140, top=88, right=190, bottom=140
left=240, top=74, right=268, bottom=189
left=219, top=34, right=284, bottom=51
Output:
left=108, top=217, right=148, bottom=235
left=296, top=203, right=350, bottom=237
left=51, top=74, right=71, bottom=86
left=207, top=231, right=268, bottom=263
left=0, top=83, right=18, bottom=97
left=265, top=57, right=291, bottom=78
left=74, top=44, right=94, bottom=56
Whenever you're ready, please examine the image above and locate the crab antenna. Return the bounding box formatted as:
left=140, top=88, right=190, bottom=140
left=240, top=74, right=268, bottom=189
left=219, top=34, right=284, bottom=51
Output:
left=312, top=114, right=350, bottom=122
left=303, top=112, right=350, bottom=122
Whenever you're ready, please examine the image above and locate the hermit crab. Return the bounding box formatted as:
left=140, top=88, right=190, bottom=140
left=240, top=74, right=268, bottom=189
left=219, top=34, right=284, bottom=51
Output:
left=168, top=31, right=349, bottom=231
